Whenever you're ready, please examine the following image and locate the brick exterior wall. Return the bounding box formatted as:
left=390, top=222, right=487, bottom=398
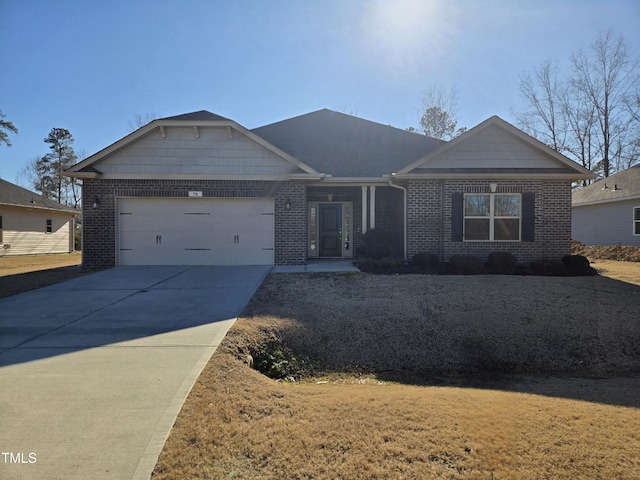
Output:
left=81, top=178, right=303, bottom=269
left=82, top=177, right=572, bottom=269
left=406, top=179, right=572, bottom=263
left=274, top=181, right=307, bottom=265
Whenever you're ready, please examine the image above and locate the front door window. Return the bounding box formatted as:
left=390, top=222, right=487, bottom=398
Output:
left=308, top=201, right=353, bottom=258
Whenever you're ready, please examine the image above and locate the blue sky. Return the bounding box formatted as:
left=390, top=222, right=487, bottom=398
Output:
left=1, top=0, right=639, bottom=185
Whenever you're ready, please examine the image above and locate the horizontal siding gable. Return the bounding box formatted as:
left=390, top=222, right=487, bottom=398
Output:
left=95, top=126, right=302, bottom=176
left=414, top=124, right=562, bottom=171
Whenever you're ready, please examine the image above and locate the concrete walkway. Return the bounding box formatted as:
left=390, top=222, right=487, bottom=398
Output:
left=0, top=265, right=270, bottom=480
left=272, top=259, right=360, bottom=273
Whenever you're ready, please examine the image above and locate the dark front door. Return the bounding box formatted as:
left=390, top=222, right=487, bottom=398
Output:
left=319, top=204, right=342, bottom=257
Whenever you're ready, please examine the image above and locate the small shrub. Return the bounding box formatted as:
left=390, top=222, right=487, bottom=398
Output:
left=562, top=254, right=590, bottom=270
left=356, top=228, right=395, bottom=259
left=562, top=254, right=597, bottom=276
left=355, top=256, right=407, bottom=274
left=486, top=251, right=518, bottom=275
left=449, top=255, right=485, bottom=275
left=251, top=340, right=312, bottom=380
left=410, top=252, right=441, bottom=273
left=529, top=258, right=566, bottom=276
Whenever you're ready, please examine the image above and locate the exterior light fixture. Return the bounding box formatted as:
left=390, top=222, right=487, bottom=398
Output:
left=285, top=198, right=291, bottom=210
left=92, top=198, right=100, bottom=209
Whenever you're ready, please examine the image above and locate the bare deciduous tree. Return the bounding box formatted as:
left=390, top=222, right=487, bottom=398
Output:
left=515, top=29, right=640, bottom=180
left=127, top=113, right=160, bottom=132
left=417, top=84, right=467, bottom=140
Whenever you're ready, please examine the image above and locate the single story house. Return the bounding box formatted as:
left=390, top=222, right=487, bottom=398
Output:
left=572, top=165, right=640, bottom=246
left=0, top=178, right=78, bottom=256
left=65, top=109, right=593, bottom=269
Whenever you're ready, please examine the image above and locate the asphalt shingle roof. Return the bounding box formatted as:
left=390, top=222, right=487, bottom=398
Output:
left=252, top=109, right=445, bottom=177
left=0, top=178, right=77, bottom=213
left=160, top=110, right=232, bottom=122
left=572, top=165, right=640, bottom=205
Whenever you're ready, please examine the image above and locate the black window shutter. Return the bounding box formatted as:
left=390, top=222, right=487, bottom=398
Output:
left=451, top=192, right=464, bottom=242
left=522, top=192, right=535, bottom=242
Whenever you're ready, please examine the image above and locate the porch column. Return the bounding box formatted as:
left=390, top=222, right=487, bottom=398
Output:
left=361, top=186, right=368, bottom=234
left=369, top=186, right=376, bottom=230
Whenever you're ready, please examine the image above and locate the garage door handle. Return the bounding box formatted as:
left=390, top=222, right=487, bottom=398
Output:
left=233, top=234, right=239, bottom=244
left=156, top=235, right=162, bottom=245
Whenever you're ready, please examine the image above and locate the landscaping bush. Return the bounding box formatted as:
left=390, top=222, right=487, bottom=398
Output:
left=562, top=254, right=597, bottom=276
left=529, top=258, right=567, bottom=276
left=251, top=340, right=312, bottom=380
left=356, top=228, right=395, bottom=259
left=410, top=252, right=441, bottom=273
left=354, top=256, right=407, bottom=274
left=449, top=255, right=485, bottom=275
left=486, top=251, right=518, bottom=275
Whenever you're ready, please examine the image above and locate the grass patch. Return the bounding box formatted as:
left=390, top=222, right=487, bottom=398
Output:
left=153, top=272, right=640, bottom=479
left=0, top=252, right=84, bottom=298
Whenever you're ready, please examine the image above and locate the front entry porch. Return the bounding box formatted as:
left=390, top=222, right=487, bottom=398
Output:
left=306, top=185, right=404, bottom=260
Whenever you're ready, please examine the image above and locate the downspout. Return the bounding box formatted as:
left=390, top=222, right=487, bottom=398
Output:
left=388, top=174, right=407, bottom=261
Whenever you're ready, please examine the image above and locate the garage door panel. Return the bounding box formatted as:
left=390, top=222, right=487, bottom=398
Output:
left=117, top=198, right=274, bottom=266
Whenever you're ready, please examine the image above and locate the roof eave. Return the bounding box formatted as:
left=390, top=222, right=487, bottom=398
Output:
left=572, top=194, right=640, bottom=207
left=394, top=172, right=596, bottom=181
left=0, top=201, right=78, bottom=215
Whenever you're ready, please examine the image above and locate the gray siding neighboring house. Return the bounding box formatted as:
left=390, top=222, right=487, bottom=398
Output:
left=65, top=109, right=594, bottom=270
left=0, top=179, right=78, bottom=256
left=572, top=165, right=640, bottom=246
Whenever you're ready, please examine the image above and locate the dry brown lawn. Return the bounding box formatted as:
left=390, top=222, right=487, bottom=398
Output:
left=153, top=271, right=640, bottom=480
left=590, top=259, right=640, bottom=286
left=0, top=252, right=83, bottom=298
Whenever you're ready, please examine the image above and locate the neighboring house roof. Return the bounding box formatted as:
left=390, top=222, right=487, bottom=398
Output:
left=397, top=116, right=595, bottom=180
left=252, top=109, right=445, bottom=178
left=572, top=165, right=640, bottom=206
left=0, top=178, right=77, bottom=214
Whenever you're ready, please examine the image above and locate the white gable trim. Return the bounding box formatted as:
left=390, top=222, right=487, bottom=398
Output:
left=66, top=118, right=320, bottom=178
left=397, top=116, right=595, bottom=179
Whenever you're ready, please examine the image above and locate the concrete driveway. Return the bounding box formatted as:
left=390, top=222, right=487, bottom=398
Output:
left=0, top=265, right=270, bottom=480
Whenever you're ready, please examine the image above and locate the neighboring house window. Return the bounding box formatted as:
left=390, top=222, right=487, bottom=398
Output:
left=464, top=193, right=521, bottom=241
left=46, top=219, right=52, bottom=233
left=634, top=207, right=640, bottom=236
left=0, top=215, right=3, bottom=243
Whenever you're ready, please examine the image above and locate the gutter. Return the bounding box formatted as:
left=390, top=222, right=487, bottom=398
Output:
left=387, top=174, right=407, bottom=261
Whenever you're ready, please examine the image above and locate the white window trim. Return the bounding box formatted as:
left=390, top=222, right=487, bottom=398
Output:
left=464, top=193, right=521, bottom=242
left=634, top=207, right=640, bottom=236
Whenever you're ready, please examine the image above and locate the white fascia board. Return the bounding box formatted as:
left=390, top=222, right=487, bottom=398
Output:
left=90, top=173, right=320, bottom=181
left=394, top=172, right=595, bottom=181
left=312, top=176, right=391, bottom=185
left=572, top=194, right=640, bottom=208
left=0, top=202, right=78, bottom=215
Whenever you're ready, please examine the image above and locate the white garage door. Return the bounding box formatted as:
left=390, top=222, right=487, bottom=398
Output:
left=117, top=198, right=274, bottom=265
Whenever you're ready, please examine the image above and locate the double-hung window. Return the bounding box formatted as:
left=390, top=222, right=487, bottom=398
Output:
left=634, top=207, right=640, bottom=236
left=464, top=194, right=521, bottom=241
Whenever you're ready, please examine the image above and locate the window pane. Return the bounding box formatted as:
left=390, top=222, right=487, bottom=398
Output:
left=495, top=218, right=520, bottom=240
left=635, top=208, right=640, bottom=221
left=495, top=195, right=520, bottom=216
left=465, top=219, right=489, bottom=240
left=465, top=195, right=490, bottom=216
left=635, top=221, right=640, bottom=235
